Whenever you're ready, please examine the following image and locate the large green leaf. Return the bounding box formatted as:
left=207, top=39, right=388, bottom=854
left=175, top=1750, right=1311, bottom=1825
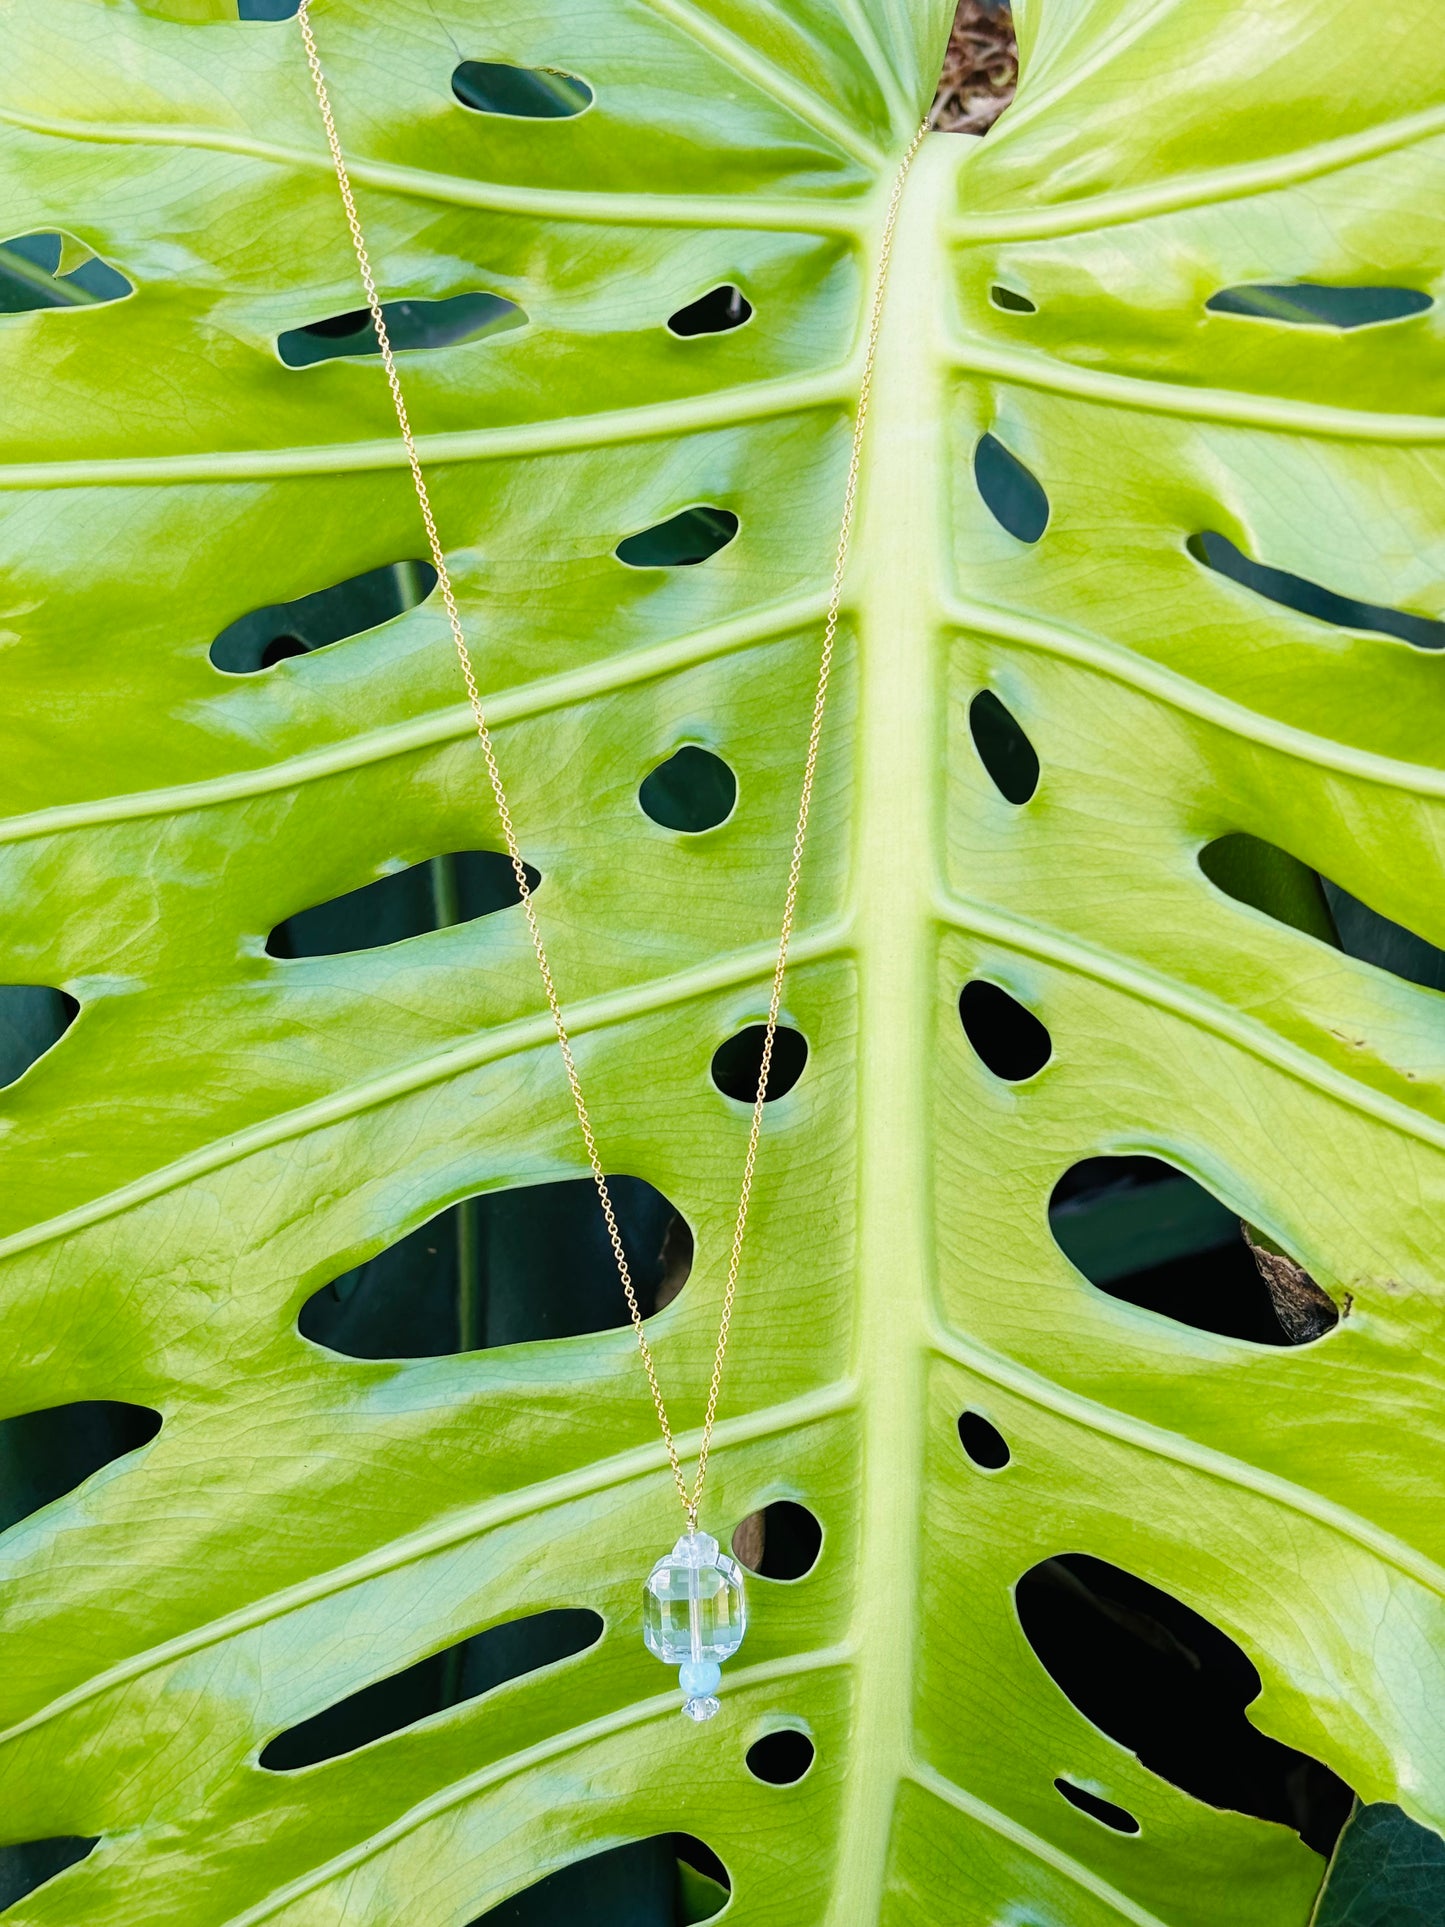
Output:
left=0, top=0, right=1442, bottom=1922
left=1314, top=1804, right=1445, bottom=1927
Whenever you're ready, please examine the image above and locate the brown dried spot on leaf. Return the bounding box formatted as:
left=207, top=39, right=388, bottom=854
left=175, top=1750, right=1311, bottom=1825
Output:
left=1242, top=1224, right=1340, bottom=1343
left=653, top=1213, right=693, bottom=1314
left=930, top=0, right=1018, bottom=136
left=731, top=1510, right=766, bottom=1572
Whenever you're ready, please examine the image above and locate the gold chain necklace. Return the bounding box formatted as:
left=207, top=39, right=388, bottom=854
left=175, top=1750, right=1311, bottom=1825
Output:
left=297, top=0, right=925, bottom=1721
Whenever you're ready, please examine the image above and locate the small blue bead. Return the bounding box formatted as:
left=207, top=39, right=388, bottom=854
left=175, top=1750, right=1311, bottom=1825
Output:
left=679, top=1660, right=721, bottom=1698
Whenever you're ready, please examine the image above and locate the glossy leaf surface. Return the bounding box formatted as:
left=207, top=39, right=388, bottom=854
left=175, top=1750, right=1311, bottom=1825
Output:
left=0, top=1, right=1442, bottom=1923
left=1314, top=1804, right=1445, bottom=1927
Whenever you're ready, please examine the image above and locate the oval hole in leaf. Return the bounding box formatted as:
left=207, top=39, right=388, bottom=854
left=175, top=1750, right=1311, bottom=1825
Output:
left=0, top=1838, right=99, bottom=1912
left=1050, top=1154, right=1337, bottom=1345
left=1200, top=832, right=1445, bottom=995
left=465, top=1835, right=728, bottom=1924
left=974, top=432, right=1049, bottom=543
left=990, top=285, right=1037, bottom=313
left=0, top=986, right=78, bottom=1088
left=1188, top=530, right=1445, bottom=650
left=267, top=851, right=538, bottom=959
left=0, top=1402, right=162, bottom=1535
left=299, top=1176, right=687, bottom=1358
left=732, top=1499, right=822, bottom=1581
left=616, top=507, right=738, bottom=569
left=1017, top=1552, right=1353, bottom=1853
left=639, top=746, right=737, bottom=832
left=667, top=284, right=753, bottom=337
left=278, top=292, right=525, bottom=368
left=968, top=689, right=1039, bottom=804
left=1198, top=831, right=1338, bottom=945
left=746, top=1728, right=815, bottom=1785
left=0, top=230, right=132, bottom=314
left=452, top=60, right=593, bottom=119
left=958, top=980, right=1051, bottom=1081
left=957, top=1410, right=1011, bottom=1470
left=259, top=1608, right=601, bottom=1770
left=1206, top=283, right=1433, bottom=329
left=673, top=1837, right=731, bottom=1921
left=211, top=558, right=437, bottom=674
left=1054, top=1778, right=1140, bottom=1834
left=710, top=1023, right=807, bottom=1102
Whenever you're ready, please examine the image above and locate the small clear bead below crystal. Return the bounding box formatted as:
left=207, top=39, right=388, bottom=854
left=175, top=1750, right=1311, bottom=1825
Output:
left=682, top=1694, right=721, bottom=1722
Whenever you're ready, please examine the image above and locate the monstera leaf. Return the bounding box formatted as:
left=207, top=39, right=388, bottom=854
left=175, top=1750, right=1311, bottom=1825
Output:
left=1, top=0, right=1443, bottom=1921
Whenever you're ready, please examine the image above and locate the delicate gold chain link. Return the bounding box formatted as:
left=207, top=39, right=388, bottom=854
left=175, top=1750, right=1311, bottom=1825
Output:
left=296, top=0, right=925, bottom=1530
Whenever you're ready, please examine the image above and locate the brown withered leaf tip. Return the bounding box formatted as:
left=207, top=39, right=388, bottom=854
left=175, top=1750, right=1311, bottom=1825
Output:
left=1242, top=1224, right=1341, bottom=1344
left=930, top=0, right=1018, bottom=136
left=731, top=1510, right=766, bottom=1573
left=653, top=1213, right=693, bottom=1314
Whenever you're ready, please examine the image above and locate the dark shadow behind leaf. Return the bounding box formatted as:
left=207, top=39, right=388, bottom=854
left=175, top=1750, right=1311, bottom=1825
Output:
left=0, top=1838, right=98, bottom=1913
left=466, top=1835, right=727, bottom=1924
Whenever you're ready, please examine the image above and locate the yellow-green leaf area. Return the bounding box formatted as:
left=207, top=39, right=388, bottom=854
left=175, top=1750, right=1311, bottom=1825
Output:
left=0, top=0, right=1442, bottom=1923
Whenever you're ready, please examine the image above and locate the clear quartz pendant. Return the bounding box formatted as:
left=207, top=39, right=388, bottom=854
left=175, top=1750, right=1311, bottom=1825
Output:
left=643, top=1530, right=747, bottom=1720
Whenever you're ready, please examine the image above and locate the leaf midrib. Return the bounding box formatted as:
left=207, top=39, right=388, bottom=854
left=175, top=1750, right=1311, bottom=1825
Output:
left=827, top=130, right=950, bottom=1925
left=840, top=129, right=1439, bottom=1925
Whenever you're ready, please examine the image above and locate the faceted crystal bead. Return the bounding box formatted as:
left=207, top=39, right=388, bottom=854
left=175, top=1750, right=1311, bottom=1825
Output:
left=644, top=1532, right=747, bottom=1663
left=643, top=1531, right=746, bottom=1717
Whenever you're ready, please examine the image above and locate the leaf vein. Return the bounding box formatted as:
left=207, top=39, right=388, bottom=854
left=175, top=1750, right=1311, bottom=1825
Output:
left=0, top=106, right=864, bottom=233
left=909, top=1762, right=1173, bottom=1927
left=951, top=103, right=1445, bottom=240
left=944, top=595, right=1445, bottom=796
left=633, top=0, right=886, bottom=167
left=0, top=1385, right=855, bottom=1750
left=942, top=334, right=1445, bottom=442
left=0, top=924, right=847, bottom=1261
left=929, top=1324, right=1445, bottom=1603
left=0, top=370, right=850, bottom=489
left=0, top=594, right=831, bottom=846
left=938, top=893, right=1445, bottom=1154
